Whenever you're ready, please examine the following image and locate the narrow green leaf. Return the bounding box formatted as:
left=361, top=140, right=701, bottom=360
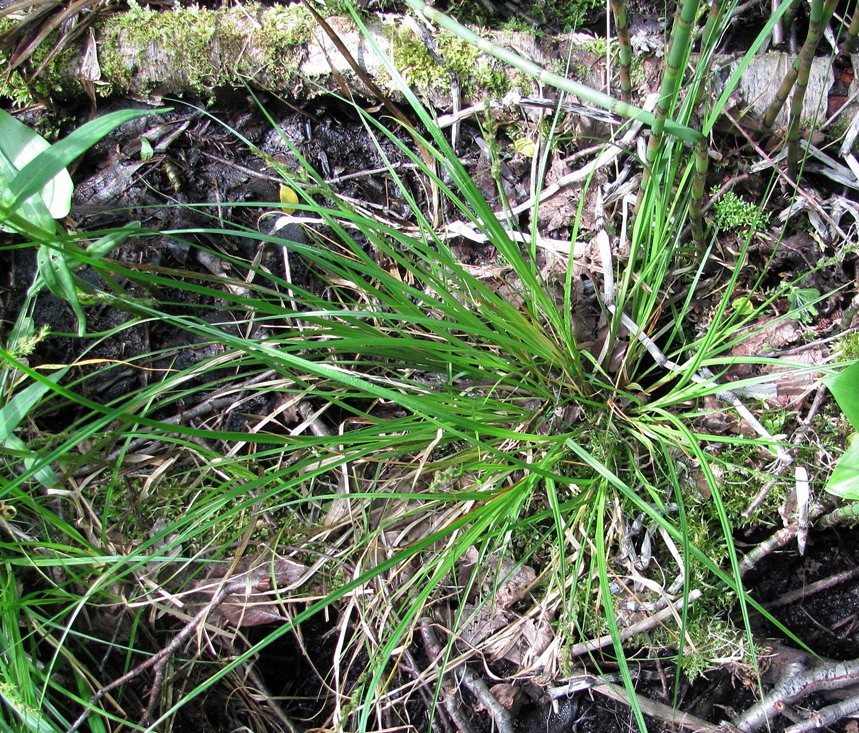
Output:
left=36, top=248, right=86, bottom=336
left=1, top=435, right=59, bottom=490
left=87, top=222, right=140, bottom=259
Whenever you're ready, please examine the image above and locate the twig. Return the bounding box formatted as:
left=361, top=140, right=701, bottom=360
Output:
left=783, top=691, right=859, bottom=733
left=419, top=619, right=475, bottom=733
left=455, top=665, right=514, bottom=733
left=742, top=385, right=826, bottom=518
left=67, top=579, right=243, bottom=733
left=738, top=504, right=826, bottom=576
left=567, top=589, right=702, bottom=657
left=727, top=109, right=848, bottom=240
left=733, top=658, right=859, bottom=733
left=764, top=566, right=859, bottom=610
left=494, top=93, right=655, bottom=220
left=547, top=674, right=724, bottom=732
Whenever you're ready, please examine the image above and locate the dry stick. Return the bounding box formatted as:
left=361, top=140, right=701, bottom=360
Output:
left=742, top=385, right=827, bottom=518
left=419, top=619, right=513, bottom=733
left=454, top=665, right=514, bottom=733
left=547, top=674, right=722, bottom=732
left=733, top=658, right=859, bottom=733
left=738, top=502, right=828, bottom=575
left=764, top=566, right=859, bottom=610
left=419, top=619, right=475, bottom=733
left=727, top=108, right=847, bottom=240
left=784, top=691, right=859, bottom=733
left=498, top=95, right=654, bottom=220
left=567, top=589, right=702, bottom=657
left=67, top=579, right=241, bottom=733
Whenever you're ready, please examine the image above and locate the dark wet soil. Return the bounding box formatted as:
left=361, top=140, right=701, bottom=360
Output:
left=749, top=529, right=859, bottom=660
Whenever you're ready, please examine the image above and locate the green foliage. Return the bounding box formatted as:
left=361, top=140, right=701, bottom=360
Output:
left=0, top=111, right=73, bottom=233
left=0, top=108, right=160, bottom=344
left=834, top=330, right=859, bottom=360
left=0, top=0, right=836, bottom=730
left=787, top=286, right=821, bottom=324
left=712, top=188, right=770, bottom=232
left=823, top=361, right=859, bottom=499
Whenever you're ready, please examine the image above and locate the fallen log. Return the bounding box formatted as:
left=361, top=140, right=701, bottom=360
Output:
left=0, top=4, right=854, bottom=133
left=0, top=4, right=607, bottom=105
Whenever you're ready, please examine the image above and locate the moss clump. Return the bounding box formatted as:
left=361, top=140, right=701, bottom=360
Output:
left=0, top=17, right=82, bottom=105
left=712, top=189, right=770, bottom=232
left=96, top=2, right=314, bottom=98
left=834, top=331, right=859, bottom=361
left=392, top=25, right=514, bottom=99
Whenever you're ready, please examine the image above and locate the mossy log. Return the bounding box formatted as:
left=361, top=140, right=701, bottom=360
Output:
left=2, top=4, right=855, bottom=132
left=2, top=5, right=607, bottom=106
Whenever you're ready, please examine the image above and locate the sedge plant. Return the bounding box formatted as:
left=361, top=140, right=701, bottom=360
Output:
left=0, top=0, right=850, bottom=731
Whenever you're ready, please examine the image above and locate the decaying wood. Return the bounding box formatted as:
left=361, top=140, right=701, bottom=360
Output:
left=10, top=5, right=604, bottom=104
left=5, top=4, right=856, bottom=132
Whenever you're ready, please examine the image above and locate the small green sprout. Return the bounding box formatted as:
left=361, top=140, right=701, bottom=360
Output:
left=787, top=286, right=820, bottom=324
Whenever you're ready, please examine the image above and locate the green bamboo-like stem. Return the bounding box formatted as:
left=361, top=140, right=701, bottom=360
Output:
left=786, top=0, right=839, bottom=176
left=844, top=4, right=859, bottom=54
left=779, top=0, right=806, bottom=45
left=403, top=0, right=702, bottom=144
left=610, top=0, right=632, bottom=103
left=819, top=502, right=859, bottom=527
left=762, top=0, right=838, bottom=131
left=695, top=0, right=725, bottom=109
left=642, top=0, right=701, bottom=187
left=685, top=0, right=727, bottom=245
left=689, top=138, right=709, bottom=246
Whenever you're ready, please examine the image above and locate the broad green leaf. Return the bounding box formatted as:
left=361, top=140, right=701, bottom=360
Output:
left=0, top=187, right=56, bottom=234
left=823, top=438, right=859, bottom=499
left=0, top=371, right=64, bottom=441
left=1, top=435, right=59, bottom=490
left=4, top=107, right=169, bottom=214
left=0, top=110, right=72, bottom=220
left=37, top=247, right=87, bottom=335
left=824, top=361, right=859, bottom=430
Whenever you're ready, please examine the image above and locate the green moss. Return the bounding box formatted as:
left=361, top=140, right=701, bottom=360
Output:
left=711, top=188, right=770, bottom=232
left=835, top=331, right=859, bottom=361
left=96, top=2, right=314, bottom=97
left=529, top=0, right=603, bottom=31
left=392, top=25, right=516, bottom=99
left=0, top=17, right=81, bottom=105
